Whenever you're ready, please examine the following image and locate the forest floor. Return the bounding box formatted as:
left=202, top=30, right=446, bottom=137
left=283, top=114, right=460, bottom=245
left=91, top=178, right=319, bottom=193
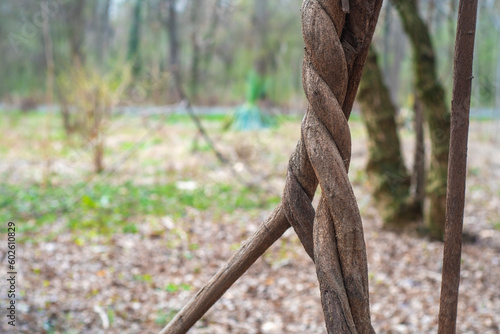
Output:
left=0, top=111, right=499, bottom=333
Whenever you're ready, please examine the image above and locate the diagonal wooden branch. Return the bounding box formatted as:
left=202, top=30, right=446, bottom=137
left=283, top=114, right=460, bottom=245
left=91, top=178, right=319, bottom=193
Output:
left=438, top=0, right=478, bottom=333
left=160, top=1, right=382, bottom=333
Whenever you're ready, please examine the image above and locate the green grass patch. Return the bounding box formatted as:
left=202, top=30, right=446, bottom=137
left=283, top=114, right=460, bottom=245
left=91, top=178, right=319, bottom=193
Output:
left=163, top=113, right=228, bottom=124
left=0, top=180, right=278, bottom=239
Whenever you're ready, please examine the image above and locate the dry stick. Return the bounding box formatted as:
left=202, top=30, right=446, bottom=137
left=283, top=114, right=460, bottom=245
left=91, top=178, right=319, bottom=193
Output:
left=160, top=205, right=289, bottom=334
left=160, top=1, right=382, bottom=333
left=170, top=63, right=252, bottom=188
left=438, top=1, right=478, bottom=333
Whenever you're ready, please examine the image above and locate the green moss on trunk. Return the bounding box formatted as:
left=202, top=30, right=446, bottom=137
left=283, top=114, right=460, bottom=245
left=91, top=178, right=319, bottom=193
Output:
left=358, top=47, right=420, bottom=227
left=392, top=0, right=450, bottom=240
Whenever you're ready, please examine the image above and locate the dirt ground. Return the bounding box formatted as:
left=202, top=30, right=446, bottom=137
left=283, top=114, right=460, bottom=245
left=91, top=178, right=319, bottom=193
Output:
left=1, top=115, right=499, bottom=333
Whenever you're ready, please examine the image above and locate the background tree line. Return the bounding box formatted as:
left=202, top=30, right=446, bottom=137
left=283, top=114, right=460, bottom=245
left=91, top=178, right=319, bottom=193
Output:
left=1, top=0, right=498, bottom=110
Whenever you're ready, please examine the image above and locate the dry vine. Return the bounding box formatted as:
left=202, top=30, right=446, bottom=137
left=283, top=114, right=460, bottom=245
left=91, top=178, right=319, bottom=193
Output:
left=161, top=1, right=383, bottom=333
left=438, top=0, right=478, bottom=332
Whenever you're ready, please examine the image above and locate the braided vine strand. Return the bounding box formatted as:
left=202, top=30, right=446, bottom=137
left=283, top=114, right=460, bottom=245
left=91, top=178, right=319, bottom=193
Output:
left=286, top=0, right=382, bottom=332
left=283, top=0, right=383, bottom=266
left=301, top=0, right=372, bottom=331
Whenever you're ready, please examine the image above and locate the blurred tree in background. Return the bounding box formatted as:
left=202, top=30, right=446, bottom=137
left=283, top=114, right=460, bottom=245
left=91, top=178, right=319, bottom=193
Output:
left=358, top=0, right=464, bottom=240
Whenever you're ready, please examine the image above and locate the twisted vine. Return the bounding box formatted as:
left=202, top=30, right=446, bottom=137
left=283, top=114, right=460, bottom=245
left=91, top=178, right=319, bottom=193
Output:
left=161, top=1, right=382, bottom=333
left=282, top=1, right=377, bottom=332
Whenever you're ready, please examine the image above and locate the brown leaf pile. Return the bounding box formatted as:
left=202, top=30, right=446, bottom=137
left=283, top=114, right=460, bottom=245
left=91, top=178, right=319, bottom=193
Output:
left=1, top=121, right=499, bottom=334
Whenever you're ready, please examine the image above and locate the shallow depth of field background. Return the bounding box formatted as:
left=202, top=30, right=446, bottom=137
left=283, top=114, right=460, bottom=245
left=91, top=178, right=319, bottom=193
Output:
left=1, top=1, right=499, bottom=333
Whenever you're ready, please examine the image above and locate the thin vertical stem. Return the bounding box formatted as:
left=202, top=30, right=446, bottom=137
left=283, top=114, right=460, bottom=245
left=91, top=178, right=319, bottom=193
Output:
left=438, top=0, right=478, bottom=333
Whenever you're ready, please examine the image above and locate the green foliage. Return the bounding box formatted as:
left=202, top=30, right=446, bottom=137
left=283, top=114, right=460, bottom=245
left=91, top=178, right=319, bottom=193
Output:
left=245, top=71, right=267, bottom=105
left=57, top=63, right=131, bottom=172
left=165, top=283, right=191, bottom=293
left=226, top=71, right=277, bottom=131
left=0, top=180, right=278, bottom=239
left=133, top=274, right=153, bottom=282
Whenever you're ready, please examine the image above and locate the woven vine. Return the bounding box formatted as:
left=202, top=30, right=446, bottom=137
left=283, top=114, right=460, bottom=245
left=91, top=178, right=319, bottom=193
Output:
left=161, top=1, right=383, bottom=333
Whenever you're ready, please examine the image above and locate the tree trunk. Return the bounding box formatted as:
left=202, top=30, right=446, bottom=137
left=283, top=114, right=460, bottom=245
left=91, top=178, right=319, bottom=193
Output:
left=41, top=1, right=54, bottom=106
left=392, top=0, right=451, bottom=239
left=166, top=0, right=180, bottom=100
left=65, top=0, right=86, bottom=65
left=358, top=46, right=419, bottom=226
left=413, top=97, right=425, bottom=208
left=189, top=1, right=201, bottom=100
left=438, top=0, right=478, bottom=331
left=200, top=0, right=222, bottom=77
left=128, top=0, right=142, bottom=76
left=253, top=0, right=271, bottom=77
left=97, top=0, right=111, bottom=61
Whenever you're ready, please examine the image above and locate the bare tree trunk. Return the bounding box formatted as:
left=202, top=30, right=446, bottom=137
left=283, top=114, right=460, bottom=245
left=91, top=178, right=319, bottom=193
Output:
left=253, top=0, right=271, bottom=77
left=358, top=46, right=420, bottom=226
left=41, top=0, right=55, bottom=187
left=201, top=0, right=222, bottom=75
left=41, top=1, right=54, bottom=106
left=128, top=0, right=142, bottom=76
left=97, top=0, right=111, bottom=61
left=392, top=0, right=451, bottom=240
left=413, top=97, right=425, bottom=208
left=189, top=1, right=201, bottom=100
left=165, top=0, right=180, bottom=100
left=65, top=0, right=86, bottom=65
left=94, top=140, right=104, bottom=174
left=438, top=0, right=478, bottom=332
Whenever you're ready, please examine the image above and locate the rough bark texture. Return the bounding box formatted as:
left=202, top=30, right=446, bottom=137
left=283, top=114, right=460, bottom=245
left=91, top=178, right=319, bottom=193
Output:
left=391, top=0, right=451, bottom=240
left=160, top=1, right=383, bottom=333
left=438, top=0, right=478, bottom=333
left=358, top=46, right=419, bottom=226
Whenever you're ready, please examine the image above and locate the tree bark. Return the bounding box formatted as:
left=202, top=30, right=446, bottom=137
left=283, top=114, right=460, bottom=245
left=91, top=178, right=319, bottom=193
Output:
left=438, top=0, right=478, bottom=332
left=358, top=46, right=419, bottom=226
left=391, top=0, right=451, bottom=239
